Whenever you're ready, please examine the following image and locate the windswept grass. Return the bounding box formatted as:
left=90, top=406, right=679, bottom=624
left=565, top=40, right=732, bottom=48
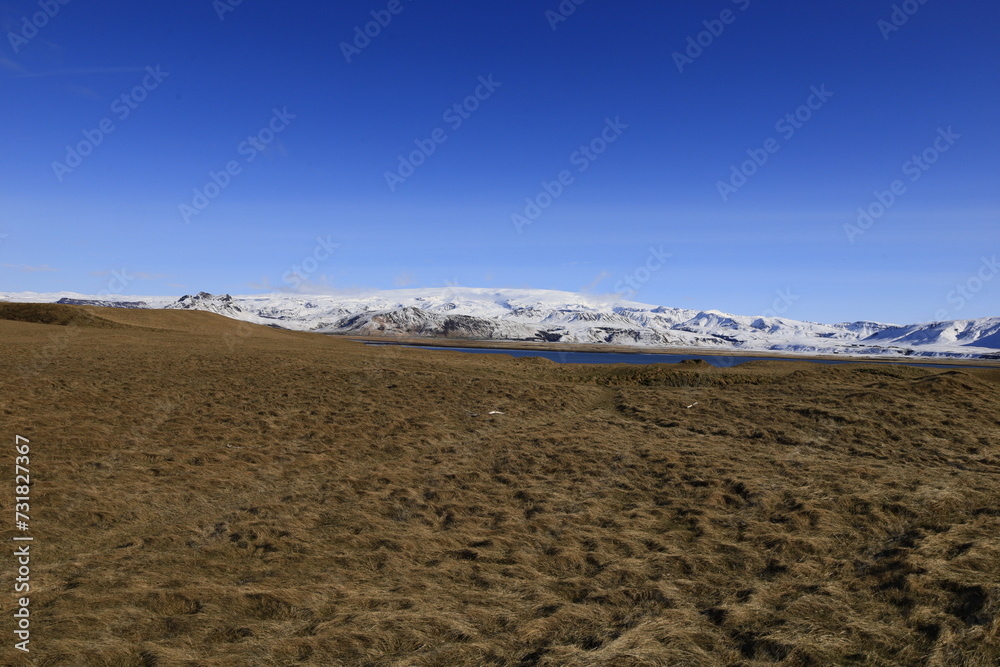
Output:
left=0, top=304, right=997, bottom=665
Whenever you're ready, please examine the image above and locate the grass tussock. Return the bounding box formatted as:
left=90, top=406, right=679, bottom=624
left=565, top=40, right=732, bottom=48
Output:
left=0, top=303, right=998, bottom=665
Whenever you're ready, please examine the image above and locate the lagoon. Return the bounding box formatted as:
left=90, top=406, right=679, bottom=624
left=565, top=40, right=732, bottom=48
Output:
left=373, top=344, right=988, bottom=370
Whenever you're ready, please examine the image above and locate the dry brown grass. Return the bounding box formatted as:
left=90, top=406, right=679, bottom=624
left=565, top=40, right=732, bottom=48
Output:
left=0, top=304, right=997, bottom=666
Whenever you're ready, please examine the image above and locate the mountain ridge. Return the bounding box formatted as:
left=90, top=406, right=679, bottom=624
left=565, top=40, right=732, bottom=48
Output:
left=2, top=288, right=997, bottom=360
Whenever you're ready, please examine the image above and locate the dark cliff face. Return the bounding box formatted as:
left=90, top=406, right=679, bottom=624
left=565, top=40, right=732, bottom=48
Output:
left=334, top=307, right=515, bottom=340
left=324, top=305, right=701, bottom=347
left=171, top=293, right=244, bottom=314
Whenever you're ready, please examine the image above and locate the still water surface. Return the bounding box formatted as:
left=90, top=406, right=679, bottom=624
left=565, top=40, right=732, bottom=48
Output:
left=365, top=343, right=988, bottom=370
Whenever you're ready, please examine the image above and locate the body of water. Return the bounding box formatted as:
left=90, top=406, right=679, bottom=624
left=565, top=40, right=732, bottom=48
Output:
left=362, top=343, right=993, bottom=370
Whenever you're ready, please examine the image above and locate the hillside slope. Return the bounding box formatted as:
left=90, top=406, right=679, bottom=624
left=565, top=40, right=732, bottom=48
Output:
left=1, top=308, right=998, bottom=665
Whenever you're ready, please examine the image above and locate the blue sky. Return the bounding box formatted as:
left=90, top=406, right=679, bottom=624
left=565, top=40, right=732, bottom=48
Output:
left=1, top=0, right=997, bottom=324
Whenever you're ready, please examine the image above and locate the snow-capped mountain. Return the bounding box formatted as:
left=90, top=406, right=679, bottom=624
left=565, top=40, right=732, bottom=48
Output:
left=167, top=291, right=246, bottom=318
left=2, top=288, right=998, bottom=360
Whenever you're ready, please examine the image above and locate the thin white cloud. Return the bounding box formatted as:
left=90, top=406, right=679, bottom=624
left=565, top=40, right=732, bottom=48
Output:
left=2, top=263, right=57, bottom=273
left=0, top=57, right=27, bottom=75
left=65, top=84, right=100, bottom=99
left=248, top=275, right=377, bottom=296
left=580, top=270, right=610, bottom=293
left=5, top=65, right=147, bottom=79
left=89, top=269, right=167, bottom=280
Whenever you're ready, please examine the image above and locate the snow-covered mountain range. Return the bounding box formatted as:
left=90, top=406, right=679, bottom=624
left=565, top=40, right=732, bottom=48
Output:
left=3, top=288, right=998, bottom=360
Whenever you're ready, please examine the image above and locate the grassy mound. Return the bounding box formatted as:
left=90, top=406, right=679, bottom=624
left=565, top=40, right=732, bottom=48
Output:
left=0, top=302, right=130, bottom=329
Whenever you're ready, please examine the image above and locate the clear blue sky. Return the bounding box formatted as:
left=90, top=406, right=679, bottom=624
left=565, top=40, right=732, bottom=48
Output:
left=1, top=0, right=997, bottom=324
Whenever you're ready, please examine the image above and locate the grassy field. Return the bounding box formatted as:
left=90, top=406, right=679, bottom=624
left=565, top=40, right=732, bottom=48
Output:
left=1, top=303, right=998, bottom=666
